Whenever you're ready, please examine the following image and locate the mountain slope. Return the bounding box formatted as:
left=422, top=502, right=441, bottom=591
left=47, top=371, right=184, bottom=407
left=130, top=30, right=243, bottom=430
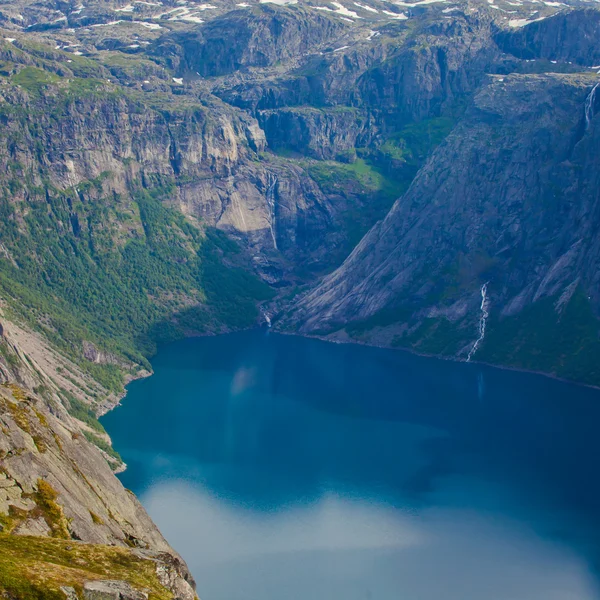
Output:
left=285, top=68, right=600, bottom=385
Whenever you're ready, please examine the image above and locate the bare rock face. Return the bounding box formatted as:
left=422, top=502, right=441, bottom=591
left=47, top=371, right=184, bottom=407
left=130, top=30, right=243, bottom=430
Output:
left=0, top=384, right=171, bottom=548
left=494, top=8, right=600, bottom=66
left=83, top=580, right=148, bottom=600
left=258, top=107, right=374, bottom=160
left=61, top=587, right=79, bottom=600
left=157, top=4, right=348, bottom=77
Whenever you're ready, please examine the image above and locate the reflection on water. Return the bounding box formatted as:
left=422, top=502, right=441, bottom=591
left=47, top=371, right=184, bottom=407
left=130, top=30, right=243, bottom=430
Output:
left=102, top=331, right=600, bottom=600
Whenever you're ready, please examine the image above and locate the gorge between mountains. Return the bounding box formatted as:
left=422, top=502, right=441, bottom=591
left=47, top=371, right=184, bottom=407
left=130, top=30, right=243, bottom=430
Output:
left=0, top=0, right=599, bottom=596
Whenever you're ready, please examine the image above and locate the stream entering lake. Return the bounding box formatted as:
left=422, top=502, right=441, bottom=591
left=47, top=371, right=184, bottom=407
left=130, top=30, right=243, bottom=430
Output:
left=102, top=330, right=600, bottom=600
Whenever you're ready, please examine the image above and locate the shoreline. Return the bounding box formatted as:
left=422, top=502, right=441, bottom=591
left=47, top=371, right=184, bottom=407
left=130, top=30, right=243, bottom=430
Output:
left=103, top=322, right=600, bottom=473
left=276, top=328, right=600, bottom=392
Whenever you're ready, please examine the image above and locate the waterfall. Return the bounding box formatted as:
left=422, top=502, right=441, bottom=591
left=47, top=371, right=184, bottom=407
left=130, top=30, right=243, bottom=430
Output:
left=266, top=174, right=278, bottom=250
left=260, top=307, right=272, bottom=328
left=467, top=283, right=489, bottom=362
left=585, top=82, right=600, bottom=130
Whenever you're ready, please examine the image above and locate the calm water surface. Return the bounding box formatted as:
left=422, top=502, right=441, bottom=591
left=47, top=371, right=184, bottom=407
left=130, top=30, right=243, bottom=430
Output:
left=102, top=330, right=600, bottom=600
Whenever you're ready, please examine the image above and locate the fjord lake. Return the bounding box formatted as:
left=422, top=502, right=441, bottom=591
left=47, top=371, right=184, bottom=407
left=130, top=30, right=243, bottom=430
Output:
left=101, top=330, right=600, bottom=600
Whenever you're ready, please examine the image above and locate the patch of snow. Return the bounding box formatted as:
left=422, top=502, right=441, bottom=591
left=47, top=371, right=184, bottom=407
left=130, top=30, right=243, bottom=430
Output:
left=508, top=18, right=527, bottom=26
left=382, top=9, right=408, bottom=18
left=354, top=2, right=379, bottom=12
left=442, top=6, right=459, bottom=12
left=172, top=77, right=183, bottom=84
left=195, top=4, right=218, bottom=9
left=260, top=0, right=298, bottom=5
left=4, top=38, right=16, bottom=43
left=134, top=20, right=164, bottom=28
left=237, top=2, right=251, bottom=5
left=91, top=20, right=124, bottom=27
left=156, top=7, right=185, bottom=16
left=115, top=4, right=135, bottom=12
left=333, top=45, right=349, bottom=51
left=543, top=1, right=563, bottom=5
left=128, top=43, right=141, bottom=47
left=391, top=0, right=447, bottom=6
left=331, top=2, right=362, bottom=17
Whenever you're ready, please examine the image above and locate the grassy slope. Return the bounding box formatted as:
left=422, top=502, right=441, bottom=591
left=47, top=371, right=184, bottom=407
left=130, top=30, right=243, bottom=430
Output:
left=0, top=535, right=173, bottom=600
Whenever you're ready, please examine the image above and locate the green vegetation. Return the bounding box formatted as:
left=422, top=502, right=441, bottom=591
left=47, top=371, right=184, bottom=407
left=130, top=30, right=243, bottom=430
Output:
left=0, top=534, right=174, bottom=599
left=479, top=289, right=600, bottom=386
left=400, top=316, right=467, bottom=355
left=0, top=173, right=271, bottom=391
left=10, top=67, right=61, bottom=96
left=369, top=116, right=455, bottom=176
left=346, top=306, right=414, bottom=337
left=307, top=158, right=407, bottom=250
left=305, top=117, right=455, bottom=254
left=61, top=389, right=105, bottom=434
left=83, top=432, right=122, bottom=464
left=33, top=479, right=70, bottom=540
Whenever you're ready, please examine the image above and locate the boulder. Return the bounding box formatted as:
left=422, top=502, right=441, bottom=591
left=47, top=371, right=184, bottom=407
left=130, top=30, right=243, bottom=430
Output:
left=83, top=580, right=148, bottom=600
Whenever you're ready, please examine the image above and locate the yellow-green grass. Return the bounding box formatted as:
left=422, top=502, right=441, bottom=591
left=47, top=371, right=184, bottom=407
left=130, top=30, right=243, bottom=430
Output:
left=0, top=534, right=173, bottom=600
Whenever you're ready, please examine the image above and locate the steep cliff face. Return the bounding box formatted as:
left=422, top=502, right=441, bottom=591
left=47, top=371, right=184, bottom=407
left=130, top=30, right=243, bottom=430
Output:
left=160, top=5, right=349, bottom=76
left=357, top=10, right=501, bottom=124
left=494, top=8, right=600, bottom=65
left=287, top=70, right=600, bottom=384
left=0, top=315, right=197, bottom=599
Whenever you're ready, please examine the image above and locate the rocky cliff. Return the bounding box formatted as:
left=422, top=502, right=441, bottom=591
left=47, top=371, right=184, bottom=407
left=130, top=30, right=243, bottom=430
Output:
left=286, top=52, right=600, bottom=384
left=0, top=312, right=197, bottom=598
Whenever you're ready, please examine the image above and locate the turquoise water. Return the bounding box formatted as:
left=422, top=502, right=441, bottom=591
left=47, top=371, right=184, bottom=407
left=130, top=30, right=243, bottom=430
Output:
left=102, top=330, right=600, bottom=600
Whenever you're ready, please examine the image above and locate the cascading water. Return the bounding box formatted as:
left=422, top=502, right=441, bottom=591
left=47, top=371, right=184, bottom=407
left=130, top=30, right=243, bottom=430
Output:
left=266, top=174, right=278, bottom=250
left=585, top=82, right=600, bottom=130
left=260, top=307, right=272, bottom=328
left=467, top=283, right=489, bottom=362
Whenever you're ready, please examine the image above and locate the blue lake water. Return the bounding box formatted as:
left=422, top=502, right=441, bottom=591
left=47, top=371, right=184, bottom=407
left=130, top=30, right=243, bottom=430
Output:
left=102, top=330, right=600, bottom=600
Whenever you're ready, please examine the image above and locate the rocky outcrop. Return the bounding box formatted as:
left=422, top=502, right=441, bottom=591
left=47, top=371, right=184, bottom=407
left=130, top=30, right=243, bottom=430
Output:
left=494, top=8, right=600, bottom=66
left=83, top=580, right=149, bottom=600
left=357, top=9, right=501, bottom=125
left=157, top=4, right=349, bottom=77
left=0, top=367, right=197, bottom=598
left=258, top=106, right=374, bottom=160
